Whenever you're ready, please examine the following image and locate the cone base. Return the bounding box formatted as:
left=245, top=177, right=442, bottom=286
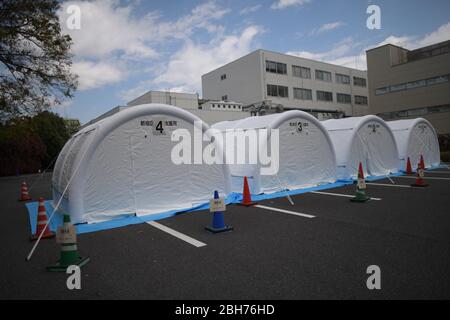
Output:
left=46, top=256, right=90, bottom=272
left=18, top=197, right=32, bottom=202
left=30, top=232, right=55, bottom=241
left=205, top=225, right=233, bottom=234
left=237, top=202, right=257, bottom=207
left=411, top=183, right=428, bottom=188
left=350, top=195, right=370, bottom=203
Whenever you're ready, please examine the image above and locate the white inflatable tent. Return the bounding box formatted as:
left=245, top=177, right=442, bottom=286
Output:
left=212, top=110, right=337, bottom=194
left=387, top=118, right=440, bottom=170
left=322, top=115, right=400, bottom=180
left=52, top=104, right=230, bottom=224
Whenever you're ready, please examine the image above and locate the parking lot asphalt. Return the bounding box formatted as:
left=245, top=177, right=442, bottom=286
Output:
left=1, top=170, right=449, bottom=299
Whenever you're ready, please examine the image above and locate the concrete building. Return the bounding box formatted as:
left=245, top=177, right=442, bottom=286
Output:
left=127, top=90, right=199, bottom=109
left=366, top=40, right=450, bottom=134
left=80, top=105, right=127, bottom=129
left=202, top=49, right=369, bottom=118
left=200, top=100, right=243, bottom=112
left=127, top=90, right=250, bottom=124
left=81, top=91, right=250, bottom=129
left=196, top=100, right=249, bottom=124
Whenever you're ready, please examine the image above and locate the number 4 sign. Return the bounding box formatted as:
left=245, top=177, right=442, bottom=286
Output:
left=152, top=118, right=165, bottom=136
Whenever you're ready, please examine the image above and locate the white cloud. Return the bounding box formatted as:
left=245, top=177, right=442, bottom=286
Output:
left=416, top=21, right=450, bottom=47
left=374, top=35, right=412, bottom=48
left=141, top=25, right=262, bottom=95
left=369, top=22, right=450, bottom=51
left=309, top=21, right=345, bottom=36
left=158, top=1, right=230, bottom=38
left=287, top=37, right=365, bottom=69
left=286, top=21, right=450, bottom=70
left=271, top=0, right=310, bottom=10
left=59, top=0, right=230, bottom=59
left=59, top=0, right=159, bottom=59
left=58, top=0, right=232, bottom=92
left=72, top=61, right=125, bottom=90
left=119, top=81, right=152, bottom=103
left=240, top=4, right=262, bottom=15
left=287, top=37, right=353, bottom=60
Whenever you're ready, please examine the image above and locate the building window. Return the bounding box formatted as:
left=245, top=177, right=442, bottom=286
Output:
left=293, top=88, right=312, bottom=100
left=317, top=90, right=333, bottom=102
left=375, top=87, right=390, bottom=95
left=336, top=73, right=350, bottom=84
left=220, top=74, right=226, bottom=80
left=266, top=60, right=287, bottom=74
left=267, top=84, right=288, bottom=98
left=337, top=93, right=351, bottom=104
left=406, top=79, right=426, bottom=90
left=353, top=77, right=367, bottom=87
left=222, top=95, right=228, bottom=101
left=378, top=104, right=450, bottom=120
left=355, top=95, right=368, bottom=105
left=390, top=83, right=406, bottom=92
left=292, top=65, right=311, bottom=79
left=315, top=70, right=332, bottom=82
left=267, top=84, right=278, bottom=97
left=375, top=74, right=450, bottom=96
left=427, top=75, right=448, bottom=86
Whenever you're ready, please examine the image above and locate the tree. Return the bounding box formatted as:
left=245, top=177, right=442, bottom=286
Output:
left=31, top=111, right=70, bottom=168
left=0, top=117, right=46, bottom=176
left=0, top=111, right=71, bottom=176
left=0, top=0, right=78, bottom=120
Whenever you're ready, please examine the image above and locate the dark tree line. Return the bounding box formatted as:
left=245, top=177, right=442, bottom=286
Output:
left=0, top=111, right=71, bottom=176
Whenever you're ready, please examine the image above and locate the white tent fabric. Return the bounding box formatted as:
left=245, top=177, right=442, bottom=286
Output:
left=387, top=118, right=440, bottom=170
left=52, top=104, right=230, bottom=224
left=212, top=110, right=337, bottom=194
left=322, top=115, right=400, bottom=180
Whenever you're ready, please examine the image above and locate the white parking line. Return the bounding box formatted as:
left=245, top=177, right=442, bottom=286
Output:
left=310, top=191, right=382, bottom=201
left=397, top=176, right=450, bottom=181
left=254, top=204, right=315, bottom=219
left=366, top=182, right=413, bottom=188
left=146, top=221, right=206, bottom=248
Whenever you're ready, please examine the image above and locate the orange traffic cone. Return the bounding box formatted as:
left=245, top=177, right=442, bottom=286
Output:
left=405, top=157, right=412, bottom=174
left=411, top=157, right=428, bottom=187
left=19, top=181, right=31, bottom=201
left=419, top=154, right=426, bottom=170
left=30, top=197, right=55, bottom=241
left=239, top=176, right=257, bottom=207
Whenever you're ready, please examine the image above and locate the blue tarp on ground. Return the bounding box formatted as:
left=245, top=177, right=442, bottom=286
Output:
left=26, top=193, right=241, bottom=235
left=25, top=166, right=445, bottom=236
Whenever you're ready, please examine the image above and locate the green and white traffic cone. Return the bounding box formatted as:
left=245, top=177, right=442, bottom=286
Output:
left=46, top=214, right=90, bottom=272
left=350, top=162, right=370, bottom=203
